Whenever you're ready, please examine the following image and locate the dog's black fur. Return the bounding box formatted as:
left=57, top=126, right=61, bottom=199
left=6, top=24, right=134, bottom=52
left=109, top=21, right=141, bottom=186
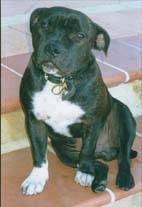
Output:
left=20, top=7, right=137, bottom=193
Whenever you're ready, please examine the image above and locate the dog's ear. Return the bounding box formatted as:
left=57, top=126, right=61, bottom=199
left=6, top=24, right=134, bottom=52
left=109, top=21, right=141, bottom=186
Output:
left=30, top=8, right=47, bottom=33
left=92, top=23, right=110, bottom=55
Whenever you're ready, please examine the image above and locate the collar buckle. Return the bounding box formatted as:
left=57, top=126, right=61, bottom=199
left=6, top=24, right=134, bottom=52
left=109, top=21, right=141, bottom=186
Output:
left=44, top=73, right=49, bottom=81
left=44, top=72, right=68, bottom=95
left=51, top=78, right=68, bottom=95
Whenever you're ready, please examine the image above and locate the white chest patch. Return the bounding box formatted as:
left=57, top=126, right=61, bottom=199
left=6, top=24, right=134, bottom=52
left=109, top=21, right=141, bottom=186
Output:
left=32, top=81, right=85, bottom=137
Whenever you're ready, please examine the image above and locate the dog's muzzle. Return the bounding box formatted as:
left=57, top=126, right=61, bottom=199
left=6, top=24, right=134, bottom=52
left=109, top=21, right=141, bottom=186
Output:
left=42, top=62, right=61, bottom=76
left=42, top=62, right=68, bottom=96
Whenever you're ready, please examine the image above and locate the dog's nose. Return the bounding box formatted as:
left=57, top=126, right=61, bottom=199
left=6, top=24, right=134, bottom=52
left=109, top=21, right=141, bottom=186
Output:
left=47, top=42, right=60, bottom=56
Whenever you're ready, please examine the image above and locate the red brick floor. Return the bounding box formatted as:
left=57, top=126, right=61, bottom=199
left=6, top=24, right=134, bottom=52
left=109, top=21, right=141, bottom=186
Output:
left=1, top=117, right=142, bottom=207
left=1, top=128, right=142, bottom=207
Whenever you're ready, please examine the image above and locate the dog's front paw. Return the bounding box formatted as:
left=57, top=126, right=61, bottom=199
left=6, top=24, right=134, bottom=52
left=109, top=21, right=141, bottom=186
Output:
left=116, top=171, right=135, bottom=191
left=21, top=164, right=49, bottom=195
left=91, top=179, right=107, bottom=192
left=75, top=170, right=94, bottom=187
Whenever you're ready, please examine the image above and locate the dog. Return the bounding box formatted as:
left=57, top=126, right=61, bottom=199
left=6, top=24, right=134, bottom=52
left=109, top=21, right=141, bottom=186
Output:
left=20, top=7, right=137, bottom=195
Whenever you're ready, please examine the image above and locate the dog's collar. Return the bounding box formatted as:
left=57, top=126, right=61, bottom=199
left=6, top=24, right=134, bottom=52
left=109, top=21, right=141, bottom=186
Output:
left=44, top=65, right=87, bottom=83
left=44, top=73, right=67, bottom=84
left=43, top=65, right=89, bottom=97
left=44, top=73, right=68, bottom=95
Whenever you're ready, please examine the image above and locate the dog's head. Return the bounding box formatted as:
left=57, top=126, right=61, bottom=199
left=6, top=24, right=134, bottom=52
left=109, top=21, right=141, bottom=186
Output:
left=30, top=7, right=110, bottom=75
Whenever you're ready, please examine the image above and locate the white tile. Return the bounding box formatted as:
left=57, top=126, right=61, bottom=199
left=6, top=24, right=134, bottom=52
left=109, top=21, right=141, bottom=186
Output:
left=1, top=27, right=33, bottom=57
left=103, top=192, right=142, bottom=207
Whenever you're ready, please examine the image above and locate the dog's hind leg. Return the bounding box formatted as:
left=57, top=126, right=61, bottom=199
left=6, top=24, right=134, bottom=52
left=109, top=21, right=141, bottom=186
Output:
left=51, top=138, right=79, bottom=168
left=116, top=103, right=136, bottom=191
left=21, top=113, right=49, bottom=195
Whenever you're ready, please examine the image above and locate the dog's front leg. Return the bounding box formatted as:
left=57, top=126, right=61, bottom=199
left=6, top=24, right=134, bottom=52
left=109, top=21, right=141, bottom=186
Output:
left=21, top=113, right=49, bottom=195
left=75, top=119, right=107, bottom=189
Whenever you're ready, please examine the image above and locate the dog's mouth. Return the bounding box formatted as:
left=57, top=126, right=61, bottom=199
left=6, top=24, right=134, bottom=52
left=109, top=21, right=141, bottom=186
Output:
left=42, top=62, right=62, bottom=76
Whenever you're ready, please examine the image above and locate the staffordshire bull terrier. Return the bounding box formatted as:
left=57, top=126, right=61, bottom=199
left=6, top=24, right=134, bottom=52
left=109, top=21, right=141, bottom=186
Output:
left=20, top=7, right=137, bottom=195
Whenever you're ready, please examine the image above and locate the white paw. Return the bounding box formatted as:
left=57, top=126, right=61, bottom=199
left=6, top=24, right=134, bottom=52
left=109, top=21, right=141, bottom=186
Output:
left=21, top=163, right=49, bottom=195
left=75, top=170, right=94, bottom=187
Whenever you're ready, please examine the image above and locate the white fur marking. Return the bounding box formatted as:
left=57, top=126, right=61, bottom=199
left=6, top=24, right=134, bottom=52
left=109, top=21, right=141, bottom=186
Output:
left=21, top=162, right=49, bottom=195
left=75, top=170, right=94, bottom=187
left=32, top=81, right=85, bottom=137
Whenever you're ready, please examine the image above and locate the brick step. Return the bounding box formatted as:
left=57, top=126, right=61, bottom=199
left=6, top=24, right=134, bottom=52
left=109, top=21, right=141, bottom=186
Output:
left=1, top=147, right=142, bottom=207
left=1, top=115, right=142, bottom=207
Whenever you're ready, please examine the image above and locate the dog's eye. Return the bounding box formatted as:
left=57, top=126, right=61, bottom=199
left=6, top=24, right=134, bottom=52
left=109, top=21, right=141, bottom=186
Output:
left=77, top=32, right=85, bottom=39
left=69, top=32, right=86, bottom=42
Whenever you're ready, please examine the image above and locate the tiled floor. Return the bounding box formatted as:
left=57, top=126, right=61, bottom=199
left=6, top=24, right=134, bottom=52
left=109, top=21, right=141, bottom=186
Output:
left=103, top=192, right=142, bottom=207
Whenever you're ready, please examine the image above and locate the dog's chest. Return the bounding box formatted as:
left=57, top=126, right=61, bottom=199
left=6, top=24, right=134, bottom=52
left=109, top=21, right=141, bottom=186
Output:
left=32, top=81, right=85, bottom=137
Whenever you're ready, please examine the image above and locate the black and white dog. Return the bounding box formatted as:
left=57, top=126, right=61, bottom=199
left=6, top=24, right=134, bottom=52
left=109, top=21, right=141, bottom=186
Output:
left=20, top=7, right=137, bottom=195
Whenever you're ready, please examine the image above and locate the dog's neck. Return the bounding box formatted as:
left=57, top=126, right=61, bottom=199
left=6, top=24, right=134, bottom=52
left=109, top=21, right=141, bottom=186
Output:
left=43, top=65, right=91, bottom=98
left=44, top=55, right=95, bottom=83
left=43, top=65, right=87, bottom=83
left=30, top=55, right=99, bottom=99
